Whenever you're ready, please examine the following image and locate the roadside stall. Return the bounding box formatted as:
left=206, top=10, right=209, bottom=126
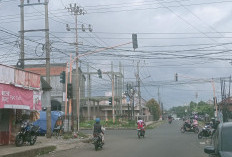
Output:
left=0, top=64, right=41, bottom=145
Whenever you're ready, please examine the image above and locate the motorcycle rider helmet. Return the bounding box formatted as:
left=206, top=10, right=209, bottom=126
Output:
left=95, top=118, right=100, bottom=123
left=138, top=116, right=142, bottom=120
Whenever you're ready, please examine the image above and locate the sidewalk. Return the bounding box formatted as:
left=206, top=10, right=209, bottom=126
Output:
left=0, top=136, right=91, bottom=157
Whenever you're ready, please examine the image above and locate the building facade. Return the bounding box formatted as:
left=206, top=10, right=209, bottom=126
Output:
left=0, top=64, right=41, bottom=145
left=25, top=63, right=86, bottom=112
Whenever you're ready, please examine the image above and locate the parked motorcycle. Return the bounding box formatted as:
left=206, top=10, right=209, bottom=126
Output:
left=15, top=121, right=40, bottom=147
left=137, top=128, right=145, bottom=138
left=198, top=125, right=214, bottom=139
left=92, top=134, right=104, bottom=151
left=181, top=122, right=199, bottom=133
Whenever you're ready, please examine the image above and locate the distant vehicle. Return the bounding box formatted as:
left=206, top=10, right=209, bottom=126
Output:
left=181, top=119, right=199, bottom=133
left=204, top=122, right=232, bottom=157
left=198, top=124, right=214, bottom=139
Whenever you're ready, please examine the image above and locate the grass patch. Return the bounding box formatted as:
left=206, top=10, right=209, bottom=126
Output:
left=62, top=131, right=89, bottom=139
left=63, top=132, right=73, bottom=139
left=80, top=119, right=137, bottom=129
left=37, top=146, right=56, bottom=156
left=78, top=131, right=89, bottom=138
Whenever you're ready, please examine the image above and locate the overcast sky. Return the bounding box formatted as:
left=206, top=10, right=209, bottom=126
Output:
left=1, top=0, right=232, bottom=109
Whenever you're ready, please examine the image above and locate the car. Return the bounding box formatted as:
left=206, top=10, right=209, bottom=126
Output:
left=204, top=122, right=232, bottom=157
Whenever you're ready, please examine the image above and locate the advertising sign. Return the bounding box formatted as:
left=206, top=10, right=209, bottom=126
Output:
left=0, top=83, right=41, bottom=110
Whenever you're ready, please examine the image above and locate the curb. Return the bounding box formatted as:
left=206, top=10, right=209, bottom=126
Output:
left=0, top=145, right=56, bottom=157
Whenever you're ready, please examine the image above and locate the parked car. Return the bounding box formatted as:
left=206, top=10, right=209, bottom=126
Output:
left=204, top=122, right=232, bottom=157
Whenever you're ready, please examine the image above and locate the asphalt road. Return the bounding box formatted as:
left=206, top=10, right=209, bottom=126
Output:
left=42, top=120, right=209, bottom=157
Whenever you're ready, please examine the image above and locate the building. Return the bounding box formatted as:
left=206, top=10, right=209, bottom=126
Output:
left=218, top=97, right=232, bottom=122
left=0, top=64, right=41, bottom=145
left=80, top=94, right=152, bottom=122
left=25, top=63, right=86, bottom=113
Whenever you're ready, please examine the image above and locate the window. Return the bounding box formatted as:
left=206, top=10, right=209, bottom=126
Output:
left=222, top=127, right=232, bottom=151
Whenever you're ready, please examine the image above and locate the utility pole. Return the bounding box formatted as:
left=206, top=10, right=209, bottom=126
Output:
left=19, top=0, right=24, bottom=69
left=111, top=61, right=115, bottom=123
left=158, top=87, right=160, bottom=104
left=66, top=3, right=87, bottom=132
left=45, top=0, right=51, bottom=138
left=87, top=63, right=91, bottom=120
left=119, top=62, right=123, bottom=115
left=19, top=0, right=51, bottom=138
left=137, top=61, right=141, bottom=115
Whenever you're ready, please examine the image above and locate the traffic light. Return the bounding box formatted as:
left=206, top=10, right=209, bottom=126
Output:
left=97, top=69, right=102, bottom=78
left=60, top=71, right=65, bottom=84
left=109, top=97, right=112, bottom=105
left=132, top=33, right=138, bottom=50
left=175, top=73, right=178, bottom=82
left=67, top=83, right=73, bottom=99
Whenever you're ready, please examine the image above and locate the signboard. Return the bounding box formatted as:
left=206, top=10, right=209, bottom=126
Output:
left=0, top=83, right=41, bottom=110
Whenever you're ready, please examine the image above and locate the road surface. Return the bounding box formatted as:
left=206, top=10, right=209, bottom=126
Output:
left=42, top=120, right=209, bottom=157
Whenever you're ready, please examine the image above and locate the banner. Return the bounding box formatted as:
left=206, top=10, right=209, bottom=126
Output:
left=0, top=84, right=41, bottom=110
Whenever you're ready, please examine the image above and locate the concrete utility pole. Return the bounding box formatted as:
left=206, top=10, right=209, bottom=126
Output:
left=19, top=0, right=51, bottom=138
left=19, top=0, right=24, bottom=69
left=111, top=61, right=115, bottom=123
left=45, top=0, right=51, bottom=138
left=119, top=62, right=123, bottom=115
left=137, top=61, right=141, bottom=115
left=66, top=3, right=90, bottom=131
left=87, top=63, right=91, bottom=120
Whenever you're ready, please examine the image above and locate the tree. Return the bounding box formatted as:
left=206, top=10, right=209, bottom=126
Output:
left=146, top=98, right=161, bottom=121
left=170, top=106, right=189, bottom=118
left=171, top=101, right=214, bottom=118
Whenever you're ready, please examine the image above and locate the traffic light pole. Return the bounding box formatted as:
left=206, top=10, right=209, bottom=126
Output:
left=111, top=62, right=115, bottom=123
left=69, top=55, right=73, bottom=131
left=67, top=40, right=134, bottom=125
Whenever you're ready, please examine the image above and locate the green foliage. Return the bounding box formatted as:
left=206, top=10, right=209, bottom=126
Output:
left=170, top=106, right=189, bottom=118
left=78, top=131, right=89, bottom=138
left=63, top=132, right=73, bottom=139
left=80, top=119, right=136, bottom=129
left=79, top=120, right=95, bottom=128
left=146, top=98, right=161, bottom=121
left=170, top=100, right=214, bottom=118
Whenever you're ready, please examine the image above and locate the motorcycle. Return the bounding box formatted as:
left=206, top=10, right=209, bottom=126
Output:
left=15, top=121, right=40, bottom=147
left=181, top=122, right=199, bottom=133
left=92, top=134, right=104, bottom=151
left=168, top=118, right=172, bottom=124
left=198, top=125, right=214, bottom=139
left=137, top=127, right=145, bottom=138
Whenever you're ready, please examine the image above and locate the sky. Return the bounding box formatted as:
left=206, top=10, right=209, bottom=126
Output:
left=1, top=0, right=232, bottom=109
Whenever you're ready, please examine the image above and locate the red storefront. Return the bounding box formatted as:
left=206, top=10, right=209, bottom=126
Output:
left=0, top=64, right=41, bottom=145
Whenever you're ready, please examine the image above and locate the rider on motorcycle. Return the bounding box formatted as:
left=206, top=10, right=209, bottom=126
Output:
left=183, top=118, right=191, bottom=129
left=137, top=117, right=145, bottom=130
left=93, top=118, right=104, bottom=144
left=168, top=115, right=172, bottom=122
